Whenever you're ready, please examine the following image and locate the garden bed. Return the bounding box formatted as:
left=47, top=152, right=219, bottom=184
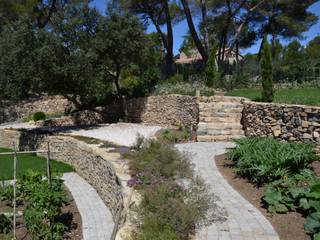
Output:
left=219, top=137, right=320, bottom=240
left=215, top=153, right=310, bottom=240
left=0, top=172, right=81, bottom=240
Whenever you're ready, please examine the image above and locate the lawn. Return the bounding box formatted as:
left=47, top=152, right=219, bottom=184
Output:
left=0, top=148, right=73, bottom=180
left=226, top=88, right=320, bottom=106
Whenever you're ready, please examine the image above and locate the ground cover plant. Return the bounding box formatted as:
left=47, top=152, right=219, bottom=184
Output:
left=153, top=81, right=214, bottom=96
left=126, top=140, right=226, bottom=240
left=227, top=137, right=317, bottom=185
left=228, top=137, right=319, bottom=239
left=157, top=128, right=192, bottom=144
left=0, top=148, right=73, bottom=180
left=226, top=88, right=320, bottom=106
left=0, top=171, right=71, bottom=240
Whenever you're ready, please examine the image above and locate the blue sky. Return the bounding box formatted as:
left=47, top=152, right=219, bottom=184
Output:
left=91, top=0, right=320, bottom=55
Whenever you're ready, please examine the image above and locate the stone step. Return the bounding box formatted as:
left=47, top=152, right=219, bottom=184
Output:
left=199, top=103, right=244, bottom=110
left=198, top=122, right=243, bottom=131
left=199, top=116, right=242, bottom=123
left=204, top=129, right=245, bottom=136
left=197, top=135, right=245, bottom=142
left=200, top=112, right=243, bottom=118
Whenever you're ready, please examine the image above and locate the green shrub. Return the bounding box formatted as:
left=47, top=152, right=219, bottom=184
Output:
left=0, top=214, right=12, bottom=234
left=33, top=111, right=46, bottom=121
left=127, top=140, right=223, bottom=239
left=134, top=214, right=179, bottom=240
left=228, top=137, right=317, bottom=184
left=158, top=128, right=191, bottom=144
left=153, top=82, right=214, bottom=96
left=205, top=47, right=219, bottom=88
left=261, top=37, right=274, bottom=102
left=127, top=140, right=192, bottom=181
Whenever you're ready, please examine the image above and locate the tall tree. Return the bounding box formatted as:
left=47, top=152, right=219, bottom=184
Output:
left=121, top=0, right=182, bottom=75
left=255, top=0, right=318, bottom=59
left=181, top=0, right=208, bottom=62
left=261, top=37, right=274, bottom=102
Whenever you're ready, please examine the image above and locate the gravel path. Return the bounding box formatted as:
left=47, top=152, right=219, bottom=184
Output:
left=175, top=142, right=279, bottom=240
left=0, top=122, right=162, bottom=147
left=62, top=173, right=114, bottom=240
left=63, top=123, right=161, bottom=147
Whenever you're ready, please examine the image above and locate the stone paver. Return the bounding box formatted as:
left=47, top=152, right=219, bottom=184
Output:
left=62, top=173, right=114, bottom=240
left=175, top=142, right=279, bottom=240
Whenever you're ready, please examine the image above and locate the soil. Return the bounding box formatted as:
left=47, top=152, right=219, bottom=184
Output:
left=0, top=185, right=82, bottom=240
left=215, top=154, right=311, bottom=240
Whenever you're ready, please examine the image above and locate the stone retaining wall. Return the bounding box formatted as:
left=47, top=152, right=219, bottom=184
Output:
left=243, top=102, right=320, bottom=144
left=126, top=95, right=199, bottom=129
left=0, top=96, right=72, bottom=124
left=102, top=95, right=199, bottom=129
left=0, top=128, right=124, bottom=219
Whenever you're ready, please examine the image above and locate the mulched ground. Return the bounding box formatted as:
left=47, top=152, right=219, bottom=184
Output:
left=215, top=154, right=312, bottom=240
left=0, top=185, right=82, bottom=240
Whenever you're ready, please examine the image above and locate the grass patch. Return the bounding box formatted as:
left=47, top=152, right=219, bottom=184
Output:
left=226, top=88, right=320, bottom=106
left=0, top=148, right=73, bottom=180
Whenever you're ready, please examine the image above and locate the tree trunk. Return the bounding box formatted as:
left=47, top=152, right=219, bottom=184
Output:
left=181, top=0, right=208, bottom=62
left=201, top=0, right=209, bottom=51
left=163, top=0, right=175, bottom=75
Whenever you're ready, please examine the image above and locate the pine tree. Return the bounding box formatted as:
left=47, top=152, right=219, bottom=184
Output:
left=261, top=37, right=274, bottom=102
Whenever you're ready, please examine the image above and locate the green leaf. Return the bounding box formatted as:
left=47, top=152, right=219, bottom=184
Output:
left=299, top=198, right=310, bottom=210
left=309, top=200, right=320, bottom=212
left=264, top=189, right=283, bottom=205
left=289, top=187, right=307, bottom=199
left=305, top=212, right=320, bottom=233
left=314, top=233, right=320, bottom=240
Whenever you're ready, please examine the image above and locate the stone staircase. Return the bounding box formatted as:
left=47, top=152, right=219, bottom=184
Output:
left=197, top=96, right=246, bottom=142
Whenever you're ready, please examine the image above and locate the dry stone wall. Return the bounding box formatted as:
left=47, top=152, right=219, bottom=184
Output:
left=243, top=102, right=320, bottom=144
left=126, top=95, right=199, bottom=129
left=0, top=96, right=72, bottom=124
left=0, top=128, right=124, bottom=219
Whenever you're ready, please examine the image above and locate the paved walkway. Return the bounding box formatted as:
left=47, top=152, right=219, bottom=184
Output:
left=62, top=173, right=114, bottom=240
left=176, top=142, right=279, bottom=240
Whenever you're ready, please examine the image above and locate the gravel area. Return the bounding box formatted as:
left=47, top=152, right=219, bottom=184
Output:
left=0, top=122, right=162, bottom=147
left=62, top=123, right=161, bottom=147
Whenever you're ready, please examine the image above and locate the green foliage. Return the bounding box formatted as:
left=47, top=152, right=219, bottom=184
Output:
left=262, top=171, right=320, bottom=239
left=127, top=140, right=192, bottom=181
left=153, top=81, right=214, bottom=96
left=167, top=74, right=184, bottom=83
left=261, top=37, right=274, bottom=102
left=158, top=128, right=191, bottom=144
left=33, top=111, right=46, bottom=122
left=0, top=214, right=12, bottom=234
left=228, top=137, right=317, bottom=184
left=127, top=140, right=220, bottom=239
left=22, top=171, right=68, bottom=240
left=263, top=170, right=316, bottom=213
left=205, top=47, right=219, bottom=87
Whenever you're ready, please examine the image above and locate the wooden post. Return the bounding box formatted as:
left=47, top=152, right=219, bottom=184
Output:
left=47, top=142, right=51, bottom=184
left=13, top=142, right=17, bottom=239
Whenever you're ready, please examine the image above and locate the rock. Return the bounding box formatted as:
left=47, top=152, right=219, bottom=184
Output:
left=302, top=133, right=312, bottom=139
left=314, top=132, right=320, bottom=138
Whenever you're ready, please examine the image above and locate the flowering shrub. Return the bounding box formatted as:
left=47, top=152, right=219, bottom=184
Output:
left=126, top=140, right=226, bottom=240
